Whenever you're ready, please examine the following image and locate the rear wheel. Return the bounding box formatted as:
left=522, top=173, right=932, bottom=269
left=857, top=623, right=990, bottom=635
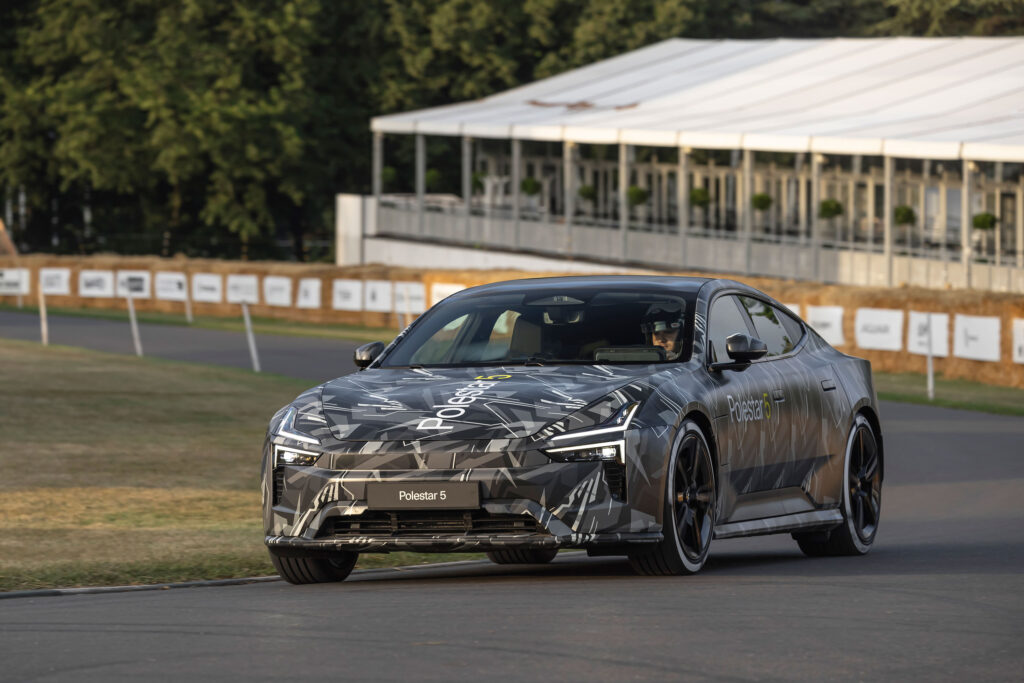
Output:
left=486, top=548, right=558, bottom=565
left=795, top=414, right=882, bottom=557
left=269, top=548, right=358, bottom=584
left=629, top=421, right=716, bottom=576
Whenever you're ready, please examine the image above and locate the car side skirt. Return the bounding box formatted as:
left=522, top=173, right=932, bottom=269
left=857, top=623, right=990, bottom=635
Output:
left=713, top=509, right=843, bottom=539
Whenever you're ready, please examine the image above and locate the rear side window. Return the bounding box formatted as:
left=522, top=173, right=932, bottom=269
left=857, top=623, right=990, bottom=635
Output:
left=739, top=296, right=799, bottom=357
left=707, top=295, right=751, bottom=363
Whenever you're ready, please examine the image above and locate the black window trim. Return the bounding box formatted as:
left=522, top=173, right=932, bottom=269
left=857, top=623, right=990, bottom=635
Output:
left=704, top=289, right=808, bottom=367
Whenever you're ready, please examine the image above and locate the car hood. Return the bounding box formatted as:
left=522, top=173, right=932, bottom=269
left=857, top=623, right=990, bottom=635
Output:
left=320, top=365, right=659, bottom=442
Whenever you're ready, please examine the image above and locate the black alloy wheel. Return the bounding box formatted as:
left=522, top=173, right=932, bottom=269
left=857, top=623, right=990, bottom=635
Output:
left=630, top=421, right=716, bottom=575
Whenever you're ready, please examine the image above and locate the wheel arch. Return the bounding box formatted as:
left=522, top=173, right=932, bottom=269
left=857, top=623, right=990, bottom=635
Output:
left=855, top=405, right=884, bottom=482
left=680, top=408, right=719, bottom=483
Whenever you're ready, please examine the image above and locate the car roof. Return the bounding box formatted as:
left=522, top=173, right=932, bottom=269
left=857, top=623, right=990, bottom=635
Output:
left=452, top=275, right=718, bottom=299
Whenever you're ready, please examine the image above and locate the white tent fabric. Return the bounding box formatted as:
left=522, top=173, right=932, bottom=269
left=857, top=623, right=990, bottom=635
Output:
left=371, top=38, right=1024, bottom=162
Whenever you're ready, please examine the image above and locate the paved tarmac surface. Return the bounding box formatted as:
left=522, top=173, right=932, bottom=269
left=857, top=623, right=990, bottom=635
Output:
left=2, top=310, right=1023, bottom=681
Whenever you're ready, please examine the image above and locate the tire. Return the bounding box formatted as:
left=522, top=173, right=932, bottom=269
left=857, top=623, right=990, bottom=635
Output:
left=629, top=420, right=716, bottom=576
left=269, top=548, right=358, bottom=584
left=486, top=548, right=558, bottom=565
left=795, top=414, right=882, bottom=557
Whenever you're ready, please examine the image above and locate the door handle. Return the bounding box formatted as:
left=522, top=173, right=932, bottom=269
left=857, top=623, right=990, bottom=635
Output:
left=821, top=379, right=836, bottom=392
left=772, top=389, right=785, bottom=401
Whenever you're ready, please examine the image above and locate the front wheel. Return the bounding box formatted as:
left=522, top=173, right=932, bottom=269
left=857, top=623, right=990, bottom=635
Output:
left=629, top=421, right=716, bottom=575
left=795, top=414, right=882, bottom=557
left=486, top=548, right=558, bottom=565
left=269, top=548, right=358, bottom=584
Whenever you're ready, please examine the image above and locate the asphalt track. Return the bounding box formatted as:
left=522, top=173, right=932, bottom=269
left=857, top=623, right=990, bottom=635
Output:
left=2, top=310, right=1023, bottom=681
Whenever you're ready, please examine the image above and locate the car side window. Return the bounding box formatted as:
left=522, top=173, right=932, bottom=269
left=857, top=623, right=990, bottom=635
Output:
left=707, top=295, right=751, bottom=363
left=779, top=310, right=804, bottom=348
left=739, top=296, right=797, bottom=357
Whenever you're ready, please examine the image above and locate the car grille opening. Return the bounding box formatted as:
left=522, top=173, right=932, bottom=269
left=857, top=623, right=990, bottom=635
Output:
left=318, top=510, right=547, bottom=538
left=603, top=461, right=627, bottom=502
left=273, top=467, right=285, bottom=505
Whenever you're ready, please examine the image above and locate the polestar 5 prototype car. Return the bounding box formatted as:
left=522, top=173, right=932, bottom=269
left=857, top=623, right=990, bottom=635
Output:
left=263, top=276, right=883, bottom=582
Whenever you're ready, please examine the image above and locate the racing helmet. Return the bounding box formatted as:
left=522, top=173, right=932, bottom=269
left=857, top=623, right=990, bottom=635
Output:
left=640, top=302, right=683, bottom=338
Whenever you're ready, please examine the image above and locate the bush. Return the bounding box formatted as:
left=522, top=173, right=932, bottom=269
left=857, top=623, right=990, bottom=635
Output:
left=520, top=177, right=541, bottom=196
left=689, top=187, right=711, bottom=209
left=751, top=193, right=772, bottom=211
left=578, top=184, right=596, bottom=202
left=627, top=185, right=649, bottom=208
left=425, top=168, right=442, bottom=192
left=472, top=171, right=486, bottom=194
left=894, top=205, right=916, bottom=226
left=381, top=166, right=397, bottom=191
left=972, top=212, right=997, bottom=230
left=819, top=198, right=844, bottom=219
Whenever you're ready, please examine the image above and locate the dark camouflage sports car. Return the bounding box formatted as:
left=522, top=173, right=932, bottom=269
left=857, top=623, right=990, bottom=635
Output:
left=263, top=276, right=883, bottom=583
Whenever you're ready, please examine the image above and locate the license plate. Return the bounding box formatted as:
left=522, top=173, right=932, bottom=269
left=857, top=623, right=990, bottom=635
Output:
left=366, top=481, right=479, bottom=510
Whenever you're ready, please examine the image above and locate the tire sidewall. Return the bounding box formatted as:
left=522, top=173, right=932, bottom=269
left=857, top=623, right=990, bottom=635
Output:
left=665, top=420, right=716, bottom=573
left=842, top=414, right=879, bottom=554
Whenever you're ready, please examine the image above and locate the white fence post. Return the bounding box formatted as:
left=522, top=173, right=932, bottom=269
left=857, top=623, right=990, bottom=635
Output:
left=38, top=287, right=48, bottom=346
left=126, top=292, right=143, bottom=357
left=241, top=302, right=261, bottom=372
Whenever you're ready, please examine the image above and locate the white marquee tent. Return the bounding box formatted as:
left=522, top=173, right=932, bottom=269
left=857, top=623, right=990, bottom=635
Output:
left=373, top=37, right=1024, bottom=162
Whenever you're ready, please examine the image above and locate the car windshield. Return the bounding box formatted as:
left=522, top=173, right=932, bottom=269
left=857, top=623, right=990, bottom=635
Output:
left=381, top=287, right=693, bottom=367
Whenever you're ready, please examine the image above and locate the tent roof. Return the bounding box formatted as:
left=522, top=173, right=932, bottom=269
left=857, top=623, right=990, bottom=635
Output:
left=371, top=38, right=1024, bottom=162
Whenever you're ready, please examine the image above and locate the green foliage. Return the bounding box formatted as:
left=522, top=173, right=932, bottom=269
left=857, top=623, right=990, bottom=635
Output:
left=751, top=193, right=772, bottom=211
left=973, top=212, right=997, bottom=230
left=381, top=166, right=398, bottom=191
left=819, top=198, right=844, bottom=219
left=521, top=176, right=542, bottom=196
left=627, top=185, right=649, bottom=208
left=471, top=171, right=486, bottom=194
left=425, top=168, right=442, bottom=192
left=578, top=184, right=596, bottom=202
left=894, top=205, right=916, bottom=225
left=690, top=187, right=711, bottom=209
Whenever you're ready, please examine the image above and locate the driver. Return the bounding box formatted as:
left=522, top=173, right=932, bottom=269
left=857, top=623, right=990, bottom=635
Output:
left=641, top=304, right=684, bottom=360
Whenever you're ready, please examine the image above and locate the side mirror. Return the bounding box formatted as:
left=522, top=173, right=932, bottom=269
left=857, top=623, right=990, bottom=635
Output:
left=354, top=341, right=386, bottom=370
left=711, top=333, right=767, bottom=372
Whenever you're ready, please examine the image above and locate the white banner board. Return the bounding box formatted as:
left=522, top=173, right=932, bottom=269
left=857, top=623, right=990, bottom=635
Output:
left=430, top=282, right=465, bottom=306
left=394, top=281, right=427, bottom=314
left=332, top=279, right=363, bottom=311
left=79, top=270, right=115, bottom=298
left=1013, top=319, right=1024, bottom=365
left=953, top=314, right=1000, bottom=362
left=907, top=311, right=949, bottom=357
left=39, top=268, right=71, bottom=296
left=806, top=306, right=845, bottom=346
left=364, top=280, right=393, bottom=312
left=263, top=276, right=292, bottom=307
left=192, top=273, right=223, bottom=303
left=155, top=272, right=188, bottom=301
left=296, top=278, right=321, bottom=309
left=0, top=268, right=30, bottom=295
left=854, top=308, right=904, bottom=351
left=117, top=270, right=151, bottom=299
left=226, top=274, right=259, bottom=304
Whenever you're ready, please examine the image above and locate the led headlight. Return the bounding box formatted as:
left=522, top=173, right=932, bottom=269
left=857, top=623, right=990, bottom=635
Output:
left=275, top=406, right=319, bottom=445
left=545, top=440, right=623, bottom=463
left=549, top=402, right=639, bottom=443
left=275, top=445, right=321, bottom=467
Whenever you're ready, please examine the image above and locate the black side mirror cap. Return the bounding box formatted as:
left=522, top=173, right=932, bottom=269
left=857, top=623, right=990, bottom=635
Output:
left=354, top=341, right=386, bottom=370
left=710, top=333, right=768, bottom=372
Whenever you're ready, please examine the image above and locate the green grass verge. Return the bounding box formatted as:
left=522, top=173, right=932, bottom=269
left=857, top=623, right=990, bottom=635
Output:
left=874, top=371, right=1024, bottom=418
left=0, top=339, right=479, bottom=592
left=0, top=302, right=401, bottom=343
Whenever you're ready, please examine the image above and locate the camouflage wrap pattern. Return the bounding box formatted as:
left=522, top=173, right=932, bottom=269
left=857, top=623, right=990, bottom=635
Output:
left=262, top=277, right=881, bottom=554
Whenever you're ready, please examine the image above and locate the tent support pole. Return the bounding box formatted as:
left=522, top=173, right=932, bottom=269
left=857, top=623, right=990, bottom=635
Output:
left=883, top=155, right=894, bottom=287
left=372, top=131, right=382, bottom=206
left=511, top=139, right=521, bottom=250
left=619, top=143, right=629, bottom=260
left=415, top=133, right=426, bottom=236
left=743, top=148, right=753, bottom=275
left=678, top=147, right=689, bottom=267
left=1015, top=182, right=1023, bottom=270
left=462, top=135, right=472, bottom=240
left=961, top=159, right=972, bottom=288
left=563, top=140, right=575, bottom=255
left=811, top=153, right=821, bottom=280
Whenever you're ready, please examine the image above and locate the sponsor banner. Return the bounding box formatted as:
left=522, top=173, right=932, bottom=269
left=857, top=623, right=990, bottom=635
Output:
left=155, top=272, right=188, bottom=302
left=332, top=279, right=363, bottom=311
left=953, top=314, right=1000, bottom=362
left=296, top=278, right=321, bottom=309
left=854, top=308, right=904, bottom=351
left=782, top=303, right=801, bottom=317
left=365, top=280, right=393, bottom=312
left=394, top=281, right=427, bottom=314
left=226, top=274, right=259, bottom=304
left=79, top=270, right=115, bottom=298
left=806, top=305, right=845, bottom=346
left=0, top=268, right=30, bottom=295
left=907, top=311, right=949, bottom=357
left=1013, top=319, right=1024, bottom=365
left=263, top=276, right=292, bottom=307
left=430, top=282, right=465, bottom=306
left=192, top=273, right=223, bottom=303
left=39, top=268, right=71, bottom=296
left=116, top=270, right=151, bottom=298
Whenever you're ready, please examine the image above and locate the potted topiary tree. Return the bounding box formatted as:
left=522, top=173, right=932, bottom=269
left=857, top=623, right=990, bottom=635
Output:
left=578, top=184, right=596, bottom=217
left=425, top=169, right=442, bottom=193
left=751, top=193, right=772, bottom=232
left=690, top=187, right=711, bottom=228
left=972, top=212, right=997, bottom=260
left=819, top=198, right=844, bottom=241
left=894, top=205, right=916, bottom=248
left=520, top=176, right=542, bottom=213
left=381, top=166, right=397, bottom=193
left=627, top=186, right=649, bottom=224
